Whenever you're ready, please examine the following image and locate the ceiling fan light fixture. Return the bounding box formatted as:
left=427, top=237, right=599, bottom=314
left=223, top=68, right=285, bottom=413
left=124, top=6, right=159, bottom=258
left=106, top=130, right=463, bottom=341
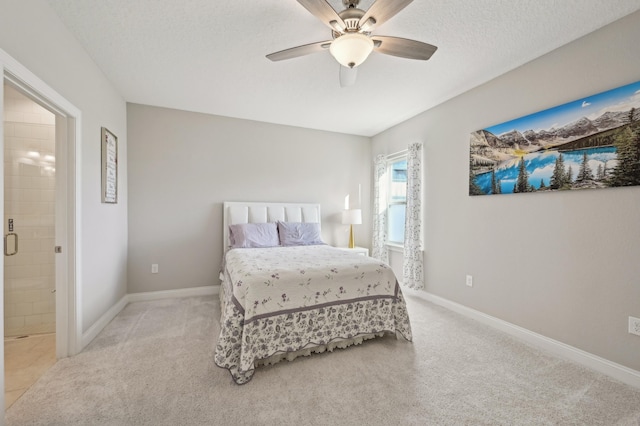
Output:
left=329, top=32, right=373, bottom=68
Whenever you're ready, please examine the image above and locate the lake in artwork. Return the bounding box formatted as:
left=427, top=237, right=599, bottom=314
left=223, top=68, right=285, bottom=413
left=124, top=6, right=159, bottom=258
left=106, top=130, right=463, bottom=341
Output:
left=469, top=80, right=640, bottom=196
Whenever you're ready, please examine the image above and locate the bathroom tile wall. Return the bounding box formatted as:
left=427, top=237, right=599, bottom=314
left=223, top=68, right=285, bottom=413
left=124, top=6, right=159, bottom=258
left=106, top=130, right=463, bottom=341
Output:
left=3, top=85, right=56, bottom=337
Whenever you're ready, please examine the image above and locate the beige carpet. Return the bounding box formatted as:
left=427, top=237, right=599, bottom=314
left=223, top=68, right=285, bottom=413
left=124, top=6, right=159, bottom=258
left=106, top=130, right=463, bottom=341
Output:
left=5, top=291, right=640, bottom=425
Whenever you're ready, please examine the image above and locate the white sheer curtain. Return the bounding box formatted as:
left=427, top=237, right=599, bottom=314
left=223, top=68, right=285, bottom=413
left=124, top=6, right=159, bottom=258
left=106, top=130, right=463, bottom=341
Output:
left=402, top=143, right=424, bottom=290
left=372, top=154, right=389, bottom=263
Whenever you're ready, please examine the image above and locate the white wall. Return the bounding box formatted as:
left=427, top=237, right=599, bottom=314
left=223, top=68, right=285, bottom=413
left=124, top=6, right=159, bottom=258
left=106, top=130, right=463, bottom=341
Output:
left=0, top=1, right=128, bottom=334
left=127, top=104, right=371, bottom=294
left=372, top=11, right=640, bottom=372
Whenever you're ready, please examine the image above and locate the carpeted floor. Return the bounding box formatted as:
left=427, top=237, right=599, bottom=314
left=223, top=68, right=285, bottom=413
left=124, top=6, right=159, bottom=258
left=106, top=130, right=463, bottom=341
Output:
left=5, top=291, right=640, bottom=425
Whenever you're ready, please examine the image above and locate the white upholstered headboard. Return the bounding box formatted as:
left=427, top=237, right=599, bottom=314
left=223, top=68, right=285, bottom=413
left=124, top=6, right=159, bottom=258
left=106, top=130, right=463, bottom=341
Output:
left=223, top=201, right=321, bottom=253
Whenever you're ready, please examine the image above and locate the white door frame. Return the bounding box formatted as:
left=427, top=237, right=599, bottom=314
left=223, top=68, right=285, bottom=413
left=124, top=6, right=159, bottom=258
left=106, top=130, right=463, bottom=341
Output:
left=0, top=48, right=82, bottom=359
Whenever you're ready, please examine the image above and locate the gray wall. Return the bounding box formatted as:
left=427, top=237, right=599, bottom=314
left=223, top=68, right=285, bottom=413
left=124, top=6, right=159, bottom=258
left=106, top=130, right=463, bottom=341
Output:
left=372, top=11, right=640, bottom=372
left=127, top=104, right=371, bottom=294
left=0, top=2, right=128, bottom=334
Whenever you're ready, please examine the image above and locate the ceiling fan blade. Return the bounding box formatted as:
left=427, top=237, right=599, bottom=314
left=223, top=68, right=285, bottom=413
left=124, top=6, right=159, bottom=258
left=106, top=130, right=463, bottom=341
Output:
left=339, top=65, right=357, bottom=87
left=297, top=0, right=346, bottom=32
left=266, top=41, right=332, bottom=62
left=372, top=36, right=437, bottom=60
left=359, top=0, right=413, bottom=31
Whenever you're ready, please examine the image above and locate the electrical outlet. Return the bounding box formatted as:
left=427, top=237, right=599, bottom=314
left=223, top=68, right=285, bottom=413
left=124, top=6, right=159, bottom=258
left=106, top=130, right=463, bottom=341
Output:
left=629, top=316, right=640, bottom=336
left=151, top=264, right=159, bottom=274
left=466, top=275, right=473, bottom=287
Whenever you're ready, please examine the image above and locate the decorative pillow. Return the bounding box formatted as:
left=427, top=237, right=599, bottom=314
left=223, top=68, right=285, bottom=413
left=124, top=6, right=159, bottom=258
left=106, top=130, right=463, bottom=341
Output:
left=229, top=222, right=279, bottom=249
left=277, top=221, right=325, bottom=246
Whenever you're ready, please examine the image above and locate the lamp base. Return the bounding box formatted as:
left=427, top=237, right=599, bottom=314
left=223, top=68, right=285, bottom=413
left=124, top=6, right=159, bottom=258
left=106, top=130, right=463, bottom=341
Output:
left=348, top=225, right=355, bottom=248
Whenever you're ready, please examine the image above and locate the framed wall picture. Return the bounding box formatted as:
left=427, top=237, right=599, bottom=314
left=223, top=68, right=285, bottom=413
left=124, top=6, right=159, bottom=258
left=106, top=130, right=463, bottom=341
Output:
left=101, top=127, right=118, bottom=203
left=469, top=79, right=640, bottom=196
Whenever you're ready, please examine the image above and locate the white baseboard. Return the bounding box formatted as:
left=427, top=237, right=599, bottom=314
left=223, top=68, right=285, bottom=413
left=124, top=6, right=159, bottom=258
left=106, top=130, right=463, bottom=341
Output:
left=81, top=294, right=128, bottom=349
left=411, top=290, right=640, bottom=389
left=80, top=285, right=219, bottom=350
left=127, top=285, right=218, bottom=303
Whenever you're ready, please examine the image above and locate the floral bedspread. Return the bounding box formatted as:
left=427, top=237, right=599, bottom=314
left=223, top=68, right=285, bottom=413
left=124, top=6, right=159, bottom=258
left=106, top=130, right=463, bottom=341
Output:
left=214, top=245, right=412, bottom=384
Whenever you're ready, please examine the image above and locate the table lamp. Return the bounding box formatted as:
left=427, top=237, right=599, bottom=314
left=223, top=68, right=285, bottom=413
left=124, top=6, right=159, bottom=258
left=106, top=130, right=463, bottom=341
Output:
left=342, top=209, right=362, bottom=249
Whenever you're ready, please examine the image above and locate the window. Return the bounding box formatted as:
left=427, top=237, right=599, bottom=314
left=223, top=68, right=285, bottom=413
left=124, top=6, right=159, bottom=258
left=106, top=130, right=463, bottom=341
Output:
left=387, top=156, right=407, bottom=245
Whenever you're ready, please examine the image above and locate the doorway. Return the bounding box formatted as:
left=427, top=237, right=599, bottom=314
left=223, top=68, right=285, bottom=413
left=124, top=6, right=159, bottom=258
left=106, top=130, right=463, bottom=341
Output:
left=1, top=50, right=81, bottom=417
left=3, top=83, right=57, bottom=408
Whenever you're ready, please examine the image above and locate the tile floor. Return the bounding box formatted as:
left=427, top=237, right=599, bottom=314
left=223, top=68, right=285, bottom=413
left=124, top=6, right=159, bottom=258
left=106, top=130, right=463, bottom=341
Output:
left=4, top=333, right=56, bottom=409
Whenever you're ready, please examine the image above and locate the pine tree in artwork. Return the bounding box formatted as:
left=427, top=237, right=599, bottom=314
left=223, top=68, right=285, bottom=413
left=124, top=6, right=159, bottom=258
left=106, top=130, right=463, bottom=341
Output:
left=609, top=126, right=640, bottom=186
left=634, top=127, right=640, bottom=181
left=550, top=154, right=566, bottom=189
left=539, top=179, right=546, bottom=190
left=596, top=163, right=605, bottom=181
left=565, top=165, right=574, bottom=188
left=469, top=158, right=486, bottom=195
left=515, top=158, right=530, bottom=193
left=576, top=152, right=594, bottom=182
left=490, top=169, right=499, bottom=195
left=496, top=179, right=502, bottom=194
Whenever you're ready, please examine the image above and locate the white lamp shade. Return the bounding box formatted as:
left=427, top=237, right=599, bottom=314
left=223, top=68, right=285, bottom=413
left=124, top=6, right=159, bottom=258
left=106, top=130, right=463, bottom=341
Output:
left=329, top=33, right=374, bottom=68
left=342, top=209, right=362, bottom=225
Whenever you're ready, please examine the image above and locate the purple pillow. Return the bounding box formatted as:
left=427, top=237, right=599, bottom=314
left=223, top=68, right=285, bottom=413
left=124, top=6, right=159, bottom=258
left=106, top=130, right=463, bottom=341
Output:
left=277, top=221, right=325, bottom=246
left=229, top=223, right=279, bottom=249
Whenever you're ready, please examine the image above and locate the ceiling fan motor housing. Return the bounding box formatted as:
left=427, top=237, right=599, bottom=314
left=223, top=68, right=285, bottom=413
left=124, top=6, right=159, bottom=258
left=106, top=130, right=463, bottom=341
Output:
left=342, top=0, right=360, bottom=8
left=337, top=7, right=366, bottom=33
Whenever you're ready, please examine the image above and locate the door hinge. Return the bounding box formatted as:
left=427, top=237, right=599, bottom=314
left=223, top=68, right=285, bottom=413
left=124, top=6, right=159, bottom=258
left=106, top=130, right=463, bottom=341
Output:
left=54, top=246, right=62, bottom=253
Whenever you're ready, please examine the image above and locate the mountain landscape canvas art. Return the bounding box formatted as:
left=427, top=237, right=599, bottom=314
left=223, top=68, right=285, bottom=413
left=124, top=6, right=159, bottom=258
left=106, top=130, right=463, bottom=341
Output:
left=469, top=80, right=640, bottom=196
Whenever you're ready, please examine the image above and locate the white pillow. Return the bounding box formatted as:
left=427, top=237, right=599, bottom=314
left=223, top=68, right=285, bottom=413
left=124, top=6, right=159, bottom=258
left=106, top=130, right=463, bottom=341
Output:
left=277, top=221, right=324, bottom=246
left=229, top=222, right=279, bottom=248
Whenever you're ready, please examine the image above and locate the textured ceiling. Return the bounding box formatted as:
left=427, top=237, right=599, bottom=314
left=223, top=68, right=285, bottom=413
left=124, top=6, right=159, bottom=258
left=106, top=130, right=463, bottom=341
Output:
left=47, top=0, right=640, bottom=137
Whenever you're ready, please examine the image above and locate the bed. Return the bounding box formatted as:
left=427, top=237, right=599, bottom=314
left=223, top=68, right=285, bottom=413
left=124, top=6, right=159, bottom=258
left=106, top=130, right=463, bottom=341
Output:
left=214, top=201, right=412, bottom=384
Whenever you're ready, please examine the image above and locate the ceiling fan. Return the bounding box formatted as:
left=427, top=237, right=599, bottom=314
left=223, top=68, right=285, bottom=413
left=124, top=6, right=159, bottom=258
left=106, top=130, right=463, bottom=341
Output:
left=266, top=0, right=438, bottom=87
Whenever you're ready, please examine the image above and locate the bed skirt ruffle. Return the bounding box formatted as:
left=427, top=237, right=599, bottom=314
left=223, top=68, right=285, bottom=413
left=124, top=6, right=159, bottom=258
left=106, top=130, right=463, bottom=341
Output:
left=215, top=286, right=412, bottom=384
